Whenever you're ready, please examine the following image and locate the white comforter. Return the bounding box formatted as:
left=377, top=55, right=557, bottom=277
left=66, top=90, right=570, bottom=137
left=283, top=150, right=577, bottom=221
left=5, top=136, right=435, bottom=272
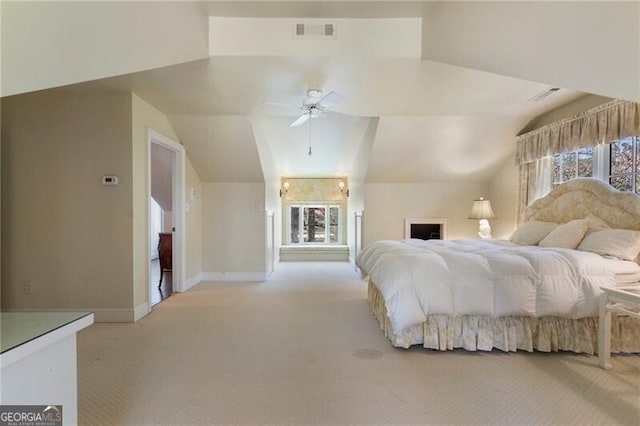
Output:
left=356, top=239, right=620, bottom=335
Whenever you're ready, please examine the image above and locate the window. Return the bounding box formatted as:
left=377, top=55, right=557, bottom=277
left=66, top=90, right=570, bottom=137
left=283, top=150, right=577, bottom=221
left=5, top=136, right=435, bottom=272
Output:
left=609, top=136, right=640, bottom=195
left=548, top=136, right=639, bottom=195
left=552, top=147, right=594, bottom=186
left=288, top=204, right=341, bottom=244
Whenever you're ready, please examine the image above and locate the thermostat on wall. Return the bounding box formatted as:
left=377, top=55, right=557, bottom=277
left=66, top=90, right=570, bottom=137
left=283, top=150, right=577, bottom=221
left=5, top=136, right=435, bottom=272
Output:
left=102, top=176, right=119, bottom=185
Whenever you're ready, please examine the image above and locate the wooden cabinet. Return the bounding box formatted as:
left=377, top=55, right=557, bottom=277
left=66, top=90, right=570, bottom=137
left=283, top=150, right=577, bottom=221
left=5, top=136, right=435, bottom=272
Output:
left=158, top=232, right=172, bottom=287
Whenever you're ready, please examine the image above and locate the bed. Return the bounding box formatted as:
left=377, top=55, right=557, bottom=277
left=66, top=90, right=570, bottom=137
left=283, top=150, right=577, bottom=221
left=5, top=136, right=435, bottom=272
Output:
left=357, top=178, right=640, bottom=353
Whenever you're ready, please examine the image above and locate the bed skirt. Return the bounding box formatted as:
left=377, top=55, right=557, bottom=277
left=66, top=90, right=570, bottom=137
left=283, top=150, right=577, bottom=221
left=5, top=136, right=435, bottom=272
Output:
left=368, top=281, right=640, bottom=354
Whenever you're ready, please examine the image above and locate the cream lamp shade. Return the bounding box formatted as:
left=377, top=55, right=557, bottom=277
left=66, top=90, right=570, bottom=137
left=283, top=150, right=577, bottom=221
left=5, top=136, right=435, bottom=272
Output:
left=468, top=197, right=496, bottom=239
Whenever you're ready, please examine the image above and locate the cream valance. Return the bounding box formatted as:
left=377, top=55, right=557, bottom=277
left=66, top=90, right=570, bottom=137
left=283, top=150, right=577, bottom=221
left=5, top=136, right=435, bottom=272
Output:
left=516, top=99, right=640, bottom=165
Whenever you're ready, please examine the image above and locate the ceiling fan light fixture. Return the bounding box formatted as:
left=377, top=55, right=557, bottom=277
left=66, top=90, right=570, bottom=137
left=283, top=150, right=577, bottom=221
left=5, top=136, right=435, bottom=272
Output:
left=310, top=108, right=324, bottom=118
left=287, top=89, right=344, bottom=127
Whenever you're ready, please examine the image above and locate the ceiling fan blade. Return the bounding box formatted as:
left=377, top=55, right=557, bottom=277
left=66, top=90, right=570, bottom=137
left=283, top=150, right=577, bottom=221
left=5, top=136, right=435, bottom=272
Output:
left=318, top=91, right=345, bottom=108
left=290, top=113, right=310, bottom=127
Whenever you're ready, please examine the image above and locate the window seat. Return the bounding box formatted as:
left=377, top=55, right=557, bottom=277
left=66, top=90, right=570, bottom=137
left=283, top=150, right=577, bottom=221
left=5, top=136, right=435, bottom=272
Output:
left=280, top=245, right=349, bottom=261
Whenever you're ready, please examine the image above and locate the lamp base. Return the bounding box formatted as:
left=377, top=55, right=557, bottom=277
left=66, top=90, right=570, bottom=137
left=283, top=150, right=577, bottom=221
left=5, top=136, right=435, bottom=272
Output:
left=478, top=219, right=492, bottom=239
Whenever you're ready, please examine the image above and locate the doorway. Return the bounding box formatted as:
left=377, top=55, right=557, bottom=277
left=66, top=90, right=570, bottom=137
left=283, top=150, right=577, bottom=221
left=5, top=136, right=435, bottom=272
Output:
left=147, top=129, right=186, bottom=308
left=149, top=197, right=170, bottom=305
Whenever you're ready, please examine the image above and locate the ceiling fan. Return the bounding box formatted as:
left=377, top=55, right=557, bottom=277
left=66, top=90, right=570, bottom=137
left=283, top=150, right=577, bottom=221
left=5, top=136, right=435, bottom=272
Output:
left=265, top=89, right=345, bottom=127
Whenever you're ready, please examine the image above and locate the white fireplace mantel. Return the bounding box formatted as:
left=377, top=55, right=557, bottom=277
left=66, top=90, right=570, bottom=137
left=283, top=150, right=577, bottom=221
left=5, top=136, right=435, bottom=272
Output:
left=404, top=217, right=448, bottom=240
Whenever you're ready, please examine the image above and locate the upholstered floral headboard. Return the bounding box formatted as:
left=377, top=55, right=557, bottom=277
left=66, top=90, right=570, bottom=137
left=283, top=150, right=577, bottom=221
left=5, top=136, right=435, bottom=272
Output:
left=524, top=178, right=640, bottom=231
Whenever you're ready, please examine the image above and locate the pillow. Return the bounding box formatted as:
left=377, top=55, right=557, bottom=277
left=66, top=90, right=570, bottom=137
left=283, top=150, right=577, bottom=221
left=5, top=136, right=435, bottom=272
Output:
left=538, top=219, right=590, bottom=249
left=577, top=229, right=640, bottom=261
left=510, top=221, right=558, bottom=245
left=584, top=215, right=610, bottom=236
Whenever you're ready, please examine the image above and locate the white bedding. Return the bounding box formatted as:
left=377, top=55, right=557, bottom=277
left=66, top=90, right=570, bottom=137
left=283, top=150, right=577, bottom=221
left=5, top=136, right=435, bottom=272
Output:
left=604, top=257, right=640, bottom=285
left=356, top=239, right=623, bottom=335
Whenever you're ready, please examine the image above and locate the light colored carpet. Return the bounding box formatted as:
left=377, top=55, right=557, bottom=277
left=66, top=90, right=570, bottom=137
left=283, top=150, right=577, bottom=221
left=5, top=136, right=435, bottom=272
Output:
left=78, top=262, right=640, bottom=425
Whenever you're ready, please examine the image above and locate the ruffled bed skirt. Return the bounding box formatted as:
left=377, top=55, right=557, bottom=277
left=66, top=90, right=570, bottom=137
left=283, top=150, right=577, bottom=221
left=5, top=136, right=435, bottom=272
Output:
left=368, top=281, right=640, bottom=354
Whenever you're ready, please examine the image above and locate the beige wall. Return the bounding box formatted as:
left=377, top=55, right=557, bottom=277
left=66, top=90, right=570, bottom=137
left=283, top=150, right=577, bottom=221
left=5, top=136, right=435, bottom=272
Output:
left=1, top=90, right=203, bottom=318
left=363, top=182, right=489, bottom=245
left=202, top=183, right=266, bottom=274
left=489, top=153, right=519, bottom=240
left=348, top=118, right=379, bottom=262
left=185, top=159, right=203, bottom=281
left=131, top=94, right=181, bottom=309
left=264, top=179, right=281, bottom=274
left=1, top=89, right=134, bottom=315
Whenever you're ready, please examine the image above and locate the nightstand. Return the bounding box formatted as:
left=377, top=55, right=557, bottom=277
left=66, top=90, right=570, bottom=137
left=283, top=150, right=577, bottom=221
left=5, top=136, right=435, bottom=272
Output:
left=598, top=286, right=640, bottom=369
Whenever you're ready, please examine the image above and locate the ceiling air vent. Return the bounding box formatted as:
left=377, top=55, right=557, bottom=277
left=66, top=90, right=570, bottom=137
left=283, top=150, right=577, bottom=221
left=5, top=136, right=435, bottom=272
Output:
left=528, top=87, right=561, bottom=102
left=294, top=23, right=336, bottom=39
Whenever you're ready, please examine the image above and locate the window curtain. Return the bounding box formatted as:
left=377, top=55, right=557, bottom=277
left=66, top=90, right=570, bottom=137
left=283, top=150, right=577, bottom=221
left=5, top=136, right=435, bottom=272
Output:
left=514, top=99, right=640, bottom=224
left=516, top=158, right=553, bottom=224
left=515, top=100, right=640, bottom=165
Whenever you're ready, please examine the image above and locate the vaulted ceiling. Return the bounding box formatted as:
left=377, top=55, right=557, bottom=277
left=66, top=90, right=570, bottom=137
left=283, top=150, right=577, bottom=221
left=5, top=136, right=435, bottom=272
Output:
left=3, top=1, right=638, bottom=184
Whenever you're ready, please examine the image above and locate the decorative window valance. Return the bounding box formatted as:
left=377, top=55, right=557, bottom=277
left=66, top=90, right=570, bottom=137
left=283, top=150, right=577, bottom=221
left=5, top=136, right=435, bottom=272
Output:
left=515, top=99, right=640, bottom=165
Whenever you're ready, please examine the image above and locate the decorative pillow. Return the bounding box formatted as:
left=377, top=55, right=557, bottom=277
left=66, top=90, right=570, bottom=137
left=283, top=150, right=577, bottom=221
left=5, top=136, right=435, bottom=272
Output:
left=510, top=221, right=558, bottom=245
left=577, top=229, right=640, bottom=261
left=584, top=215, right=610, bottom=236
left=538, top=219, right=590, bottom=249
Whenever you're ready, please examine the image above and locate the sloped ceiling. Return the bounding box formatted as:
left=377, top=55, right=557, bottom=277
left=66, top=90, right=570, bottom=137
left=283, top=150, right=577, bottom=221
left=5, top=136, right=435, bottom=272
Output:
left=367, top=116, right=530, bottom=182
left=92, top=56, right=583, bottom=182
left=253, top=114, right=375, bottom=178
left=167, top=115, right=264, bottom=182
left=3, top=1, right=638, bottom=184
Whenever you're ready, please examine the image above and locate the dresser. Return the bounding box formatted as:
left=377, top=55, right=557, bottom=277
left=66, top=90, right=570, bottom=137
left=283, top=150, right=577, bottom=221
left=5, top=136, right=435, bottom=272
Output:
left=158, top=232, right=172, bottom=287
left=1, top=312, right=94, bottom=425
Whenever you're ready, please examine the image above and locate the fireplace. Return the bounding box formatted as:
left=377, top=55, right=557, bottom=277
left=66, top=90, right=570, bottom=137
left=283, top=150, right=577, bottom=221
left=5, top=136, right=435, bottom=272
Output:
left=404, top=218, right=448, bottom=240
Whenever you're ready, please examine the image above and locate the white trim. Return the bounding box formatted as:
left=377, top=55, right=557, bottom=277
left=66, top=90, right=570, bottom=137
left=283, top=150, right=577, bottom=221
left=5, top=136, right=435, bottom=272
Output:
left=594, top=144, right=609, bottom=181
left=265, top=211, right=275, bottom=277
left=404, top=217, right=448, bottom=240
left=147, top=129, right=187, bottom=302
left=148, top=128, right=183, bottom=152
left=286, top=202, right=344, bottom=245
left=552, top=146, right=602, bottom=186
left=134, top=302, right=150, bottom=322
left=353, top=211, right=363, bottom=266
left=201, top=272, right=267, bottom=282
left=184, top=273, right=204, bottom=291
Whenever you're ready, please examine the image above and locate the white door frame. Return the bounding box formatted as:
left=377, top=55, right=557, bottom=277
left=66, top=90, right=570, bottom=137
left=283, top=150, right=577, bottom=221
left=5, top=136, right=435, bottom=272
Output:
left=147, top=129, right=186, bottom=298
left=265, top=211, right=275, bottom=276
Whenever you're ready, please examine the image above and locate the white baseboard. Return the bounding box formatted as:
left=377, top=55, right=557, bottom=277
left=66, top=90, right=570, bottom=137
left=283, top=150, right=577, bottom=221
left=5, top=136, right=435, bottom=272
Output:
left=183, top=273, right=203, bottom=291
left=134, top=302, right=150, bottom=322
left=201, top=272, right=267, bottom=282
